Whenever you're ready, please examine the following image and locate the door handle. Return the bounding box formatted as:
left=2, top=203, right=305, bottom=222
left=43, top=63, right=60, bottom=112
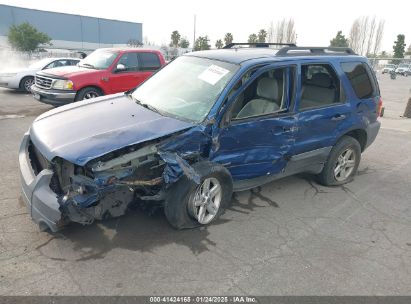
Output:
left=331, top=114, right=346, bottom=121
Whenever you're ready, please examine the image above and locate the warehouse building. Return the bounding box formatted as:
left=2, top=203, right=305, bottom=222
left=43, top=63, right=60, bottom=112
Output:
left=0, top=4, right=143, bottom=50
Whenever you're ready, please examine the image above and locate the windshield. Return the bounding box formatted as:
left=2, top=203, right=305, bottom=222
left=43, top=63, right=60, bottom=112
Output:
left=131, top=56, right=239, bottom=122
left=78, top=50, right=119, bottom=70
left=29, top=58, right=54, bottom=69
left=398, top=63, right=409, bottom=68
left=386, top=64, right=395, bottom=68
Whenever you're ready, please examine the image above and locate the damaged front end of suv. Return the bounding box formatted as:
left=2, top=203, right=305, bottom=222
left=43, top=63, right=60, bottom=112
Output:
left=19, top=54, right=238, bottom=232
left=20, top=124, right=209, bottom=232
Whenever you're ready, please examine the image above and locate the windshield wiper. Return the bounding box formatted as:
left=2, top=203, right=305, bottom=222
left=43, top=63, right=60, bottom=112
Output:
left=79, top=63, right=96, bottom=69
left=127, top=93, right=164, bottom=116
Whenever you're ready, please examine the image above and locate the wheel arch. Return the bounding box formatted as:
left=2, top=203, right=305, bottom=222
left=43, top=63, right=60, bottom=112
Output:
left=340, top=128, right=367, bottom=152
left=75, top=85, right=105, bottom=99
left=19, top=75, right=34, bottom=88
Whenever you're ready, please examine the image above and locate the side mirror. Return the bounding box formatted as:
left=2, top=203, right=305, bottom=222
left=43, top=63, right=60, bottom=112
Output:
left=116, top=64, right=126, bottom=72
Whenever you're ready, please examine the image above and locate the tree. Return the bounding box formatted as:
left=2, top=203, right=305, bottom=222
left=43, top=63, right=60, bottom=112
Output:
left=267, top=19, right=296, bottom=44
left=194, top=36, right=211, bottom=51
left=7, top=22, right=51, bottom=52
left=393, top=34, right=406, bottom=59
left=372, top=20, right=385, bottom=57
left=329, top=31, right=349, bottom=47
left=348, top=16, right=385, bottom=56
left=170, top=30, right=181, bottom=48
left=258, top=29, right=267, bottom=43
left=378, top=51, right=388, bottom=58
left=179, top=37, right=190, bottom=48
left=224, top=33, right=233, bottom=46
left=215, top=39, right=223, bottom=49
left=127, top=39, right=143, bottom=47
left=248, top=34, right=258, bottom=43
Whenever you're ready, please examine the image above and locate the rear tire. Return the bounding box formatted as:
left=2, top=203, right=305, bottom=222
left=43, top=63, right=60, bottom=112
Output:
left=318, top=136, right=361, bottom=186
left=164, top=162, right=233, bottom=229
left=75, top=87, right=102, bottom=101
left=20, top=76, right=34, bottom=93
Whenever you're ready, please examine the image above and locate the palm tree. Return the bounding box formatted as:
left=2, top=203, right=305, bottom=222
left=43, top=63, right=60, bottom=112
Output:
left=224, top=33, right=233, bottom=46
left=258, top=29, right=267, bottom=43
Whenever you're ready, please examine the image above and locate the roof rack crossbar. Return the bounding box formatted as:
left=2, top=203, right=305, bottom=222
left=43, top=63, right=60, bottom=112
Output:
left=276, top=47, right=356, bottom=56
left=223, top=42, right=297, bottom=49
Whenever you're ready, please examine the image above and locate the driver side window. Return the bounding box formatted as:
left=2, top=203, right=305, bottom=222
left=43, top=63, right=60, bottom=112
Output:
left=117, top=53, right=139, bottom=72
left=230, top=67, right=290, bottom=120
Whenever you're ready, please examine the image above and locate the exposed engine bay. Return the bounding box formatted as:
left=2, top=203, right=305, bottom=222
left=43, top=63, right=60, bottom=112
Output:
left=28, top=134, right=201, bottom=227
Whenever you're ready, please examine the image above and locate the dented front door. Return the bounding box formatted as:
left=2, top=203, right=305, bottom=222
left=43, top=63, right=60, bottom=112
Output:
left=211, top=115, right=297, bottom=180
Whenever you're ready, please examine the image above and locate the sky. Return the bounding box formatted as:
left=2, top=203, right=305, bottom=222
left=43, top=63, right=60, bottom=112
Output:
left=0, top=0, right=410, bottom=53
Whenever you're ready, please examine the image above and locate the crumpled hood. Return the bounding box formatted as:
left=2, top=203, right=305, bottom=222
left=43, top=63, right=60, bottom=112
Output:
left=30, top=93, right=194, bottom=166
left=38, top=65, right=100, bottom=78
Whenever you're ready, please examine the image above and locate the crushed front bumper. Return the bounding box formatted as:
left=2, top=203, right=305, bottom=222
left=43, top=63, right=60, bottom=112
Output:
left=19, top=133, right=63, bottom=232
left=31, top=85, right=76, bottom=106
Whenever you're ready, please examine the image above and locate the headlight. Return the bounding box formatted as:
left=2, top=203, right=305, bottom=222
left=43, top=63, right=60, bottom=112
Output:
left=0, top=73, right=17, bottom=77
left=51, top=79, right=73, bottom=90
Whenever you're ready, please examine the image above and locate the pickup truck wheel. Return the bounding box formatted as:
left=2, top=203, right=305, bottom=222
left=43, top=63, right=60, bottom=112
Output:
left=318, top=136, right=361, bottom=186
left=164, top=162, right=233, bottom=229
left=75, top=87, right=102, bottom=101
left=20, top=76, right=34, bottom=93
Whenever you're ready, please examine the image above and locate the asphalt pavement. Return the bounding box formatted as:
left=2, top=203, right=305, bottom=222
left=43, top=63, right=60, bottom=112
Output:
left=0, top=75, right=411, bottom=295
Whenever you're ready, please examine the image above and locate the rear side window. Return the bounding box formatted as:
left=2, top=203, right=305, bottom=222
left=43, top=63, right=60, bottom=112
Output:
left=139, top=52, right=161, bottom=71
left=341, top=62, right=377, bottom=99
left=299, top=63, right=342, bottom=110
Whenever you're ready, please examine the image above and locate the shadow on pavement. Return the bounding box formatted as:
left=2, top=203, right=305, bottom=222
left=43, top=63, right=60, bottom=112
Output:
left=51, top=206, right=230, bottom=261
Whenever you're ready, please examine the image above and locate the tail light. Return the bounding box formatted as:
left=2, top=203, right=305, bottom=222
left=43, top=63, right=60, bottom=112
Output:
left=377, top=97, right=383, bottom=118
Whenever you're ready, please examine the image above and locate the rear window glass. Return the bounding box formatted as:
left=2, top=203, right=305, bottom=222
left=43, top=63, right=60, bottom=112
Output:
left=341, top=62, right=376, bottom=99
left=139, top=53, right=161, bottom=71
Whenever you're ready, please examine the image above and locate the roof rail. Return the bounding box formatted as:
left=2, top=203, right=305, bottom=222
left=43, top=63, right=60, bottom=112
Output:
left=276, top=47, right=356, bottom=56
left=223, top=42, right=297, bottom=49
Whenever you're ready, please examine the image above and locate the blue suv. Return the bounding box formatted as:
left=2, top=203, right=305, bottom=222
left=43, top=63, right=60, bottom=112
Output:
left=19, top=43, right=382, bottom=231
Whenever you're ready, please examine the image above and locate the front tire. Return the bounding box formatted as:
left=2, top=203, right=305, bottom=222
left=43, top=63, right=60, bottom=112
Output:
left=318, top=136, right=361, bottom=186
left=75, top=87, right=102, bottom=101
left=20, top=76, right=34, bottom=93
left=164, top=162, right=233, bottom=229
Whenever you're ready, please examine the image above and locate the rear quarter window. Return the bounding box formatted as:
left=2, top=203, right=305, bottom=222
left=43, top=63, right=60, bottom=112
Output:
left=341, top=62, right=378, bottom=99
left=139, top=52, right=161, bottom=71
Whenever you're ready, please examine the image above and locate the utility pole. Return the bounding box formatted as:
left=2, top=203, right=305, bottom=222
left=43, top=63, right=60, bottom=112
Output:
left=193, top=14, right=196, bottom=50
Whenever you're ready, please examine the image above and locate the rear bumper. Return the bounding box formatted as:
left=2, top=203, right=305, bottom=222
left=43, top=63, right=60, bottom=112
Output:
left=19, top=133, right=63, bottom=232
left=365, top=121, right=381, bottom=149
left=31, top=85, right=76, bottom=106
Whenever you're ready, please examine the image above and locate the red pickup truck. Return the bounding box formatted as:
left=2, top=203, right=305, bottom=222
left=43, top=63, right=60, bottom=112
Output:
left=31, top=48, right=166, bottom=106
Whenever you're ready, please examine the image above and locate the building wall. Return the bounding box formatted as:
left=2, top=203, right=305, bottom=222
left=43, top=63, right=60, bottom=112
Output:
left=0, top=4, right=142, bottom=50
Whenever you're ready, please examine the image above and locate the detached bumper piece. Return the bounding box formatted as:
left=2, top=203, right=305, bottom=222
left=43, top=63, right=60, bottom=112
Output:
left=19, top=133, right=63, bottom=232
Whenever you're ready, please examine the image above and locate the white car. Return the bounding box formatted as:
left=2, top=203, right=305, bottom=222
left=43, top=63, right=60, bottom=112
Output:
left=381, top=64, right=396, bottom=74
left=395, top=63, right=411, bottom=76
left=0, top=58, right=80, bottom=92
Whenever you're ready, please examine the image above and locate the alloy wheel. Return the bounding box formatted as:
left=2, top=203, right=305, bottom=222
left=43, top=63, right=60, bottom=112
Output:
left=24, top=78, right=34, bottom=92
left=334, top=148, right=356, bottom=181
left=189, top=177, right=222, bottom=224
left=83, top=91, right=99, bottom=99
